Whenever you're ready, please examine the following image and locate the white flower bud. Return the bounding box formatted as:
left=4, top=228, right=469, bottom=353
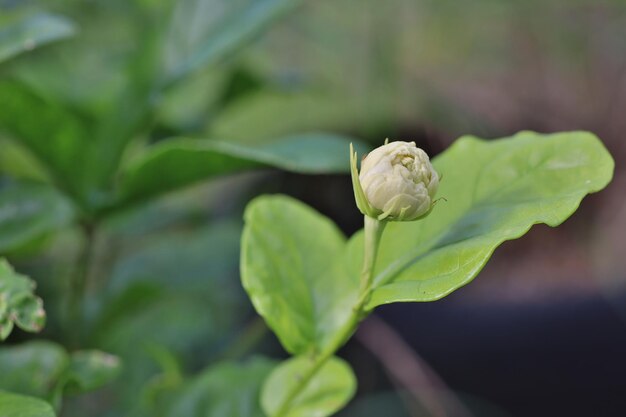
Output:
left=350, top=141, right=439, bottom=221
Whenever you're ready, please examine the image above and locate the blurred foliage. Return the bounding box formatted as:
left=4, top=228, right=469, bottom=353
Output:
left=0, top=0, right=367, bottom=415
left=0, top=340, right=121, bottom=410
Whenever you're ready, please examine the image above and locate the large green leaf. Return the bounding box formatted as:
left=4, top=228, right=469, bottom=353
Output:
left=0, top=183, right=75, bottom=253
left=208, top=89, right=391, bottom=144
left=0, top=260, right=45, bottom=340
left=161, top=0, right=303, bottom=85
left=0, top=80, right=92, bottom=200
left=166, top=357, right=276, bottom=417
left=241, top=195, right=358, bottom=355
left=118, top=133, right=368, bottom=206
left=0, top=391, right=55, bottom=417
left=0, top=12, right=76, bottom=64
left=354, top=131, right=614, bottom=307
left=261, top=356, right=356, bottom=417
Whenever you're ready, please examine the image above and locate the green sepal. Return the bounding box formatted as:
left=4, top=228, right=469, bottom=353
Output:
left=349, top=143, right=380, bottom=219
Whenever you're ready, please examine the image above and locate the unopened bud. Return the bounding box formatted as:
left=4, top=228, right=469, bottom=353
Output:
left=350, top=141, right=439, bottom=221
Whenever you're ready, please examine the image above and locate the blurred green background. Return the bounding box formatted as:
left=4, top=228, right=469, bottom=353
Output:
left=1, top=0, right=625, bottom=416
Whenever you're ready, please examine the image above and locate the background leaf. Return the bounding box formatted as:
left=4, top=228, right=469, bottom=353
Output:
left=355, top=131, right=614, bottom=307
left=0, top=259, right=45, bottom=340
left=63, top=350, right=122, bottom=395
left=241, top=195, right=357, bottom=354
left=0, top=12, right=76, bottom=64
left=0, top=79, right=93, bottom=201
left=90, top=219, right=247, bottom=412
left=0, top=341, right=67, bottom=398
left=0, top=183, right=75, bottom=254
left=95, top=220, right=244, bottom=354
left=161, top=0, right=303, bottom=84
left=166, top=357, right=275, bottom=417
left=0, top=390, right=55, bottom=417
left=0, top=340, right=120, bottom=405
left=261, top=355, right=356, bottom=417
left=118, top=133, right=368, bottom=206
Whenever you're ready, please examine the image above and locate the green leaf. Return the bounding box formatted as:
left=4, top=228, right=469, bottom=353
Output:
left=63, top=350, right=122, bottom=395
left=0, top=341, right=67, bottom=398
left=161, top=0, right=303, bottom=84
left=0, top=13, right=76, bottom=64
left=0, top=183, right=75, bottom=253
left=0, top=390, right=55, bottom=417
left=357, top=131, right=614, bottom=307
left=0, top=340, right=121, bottom=407
left=241, top=195, right=357, bottom=355
left=166, top=357, right=276, bottom=417
left=118, top=133, right=368, bottom=206
left=261, top=356, right=356, bottom=417
left=0, top=260, right=46, bottom=340
left=0, top=79, right=92, bottom=200
left=209, top=90, right=381, bottom=143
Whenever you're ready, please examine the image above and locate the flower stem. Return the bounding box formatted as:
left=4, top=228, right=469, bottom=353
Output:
left=359, top=216, right=386, bottom=303
left=273, top=216, right=386, bottom=417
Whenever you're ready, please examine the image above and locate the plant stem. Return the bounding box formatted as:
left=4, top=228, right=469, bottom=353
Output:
left=273, top=216, right=386, bottom=417
left=67, top=222, right=96, bottom=347
left=358, top=215, right=386, bottom=303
